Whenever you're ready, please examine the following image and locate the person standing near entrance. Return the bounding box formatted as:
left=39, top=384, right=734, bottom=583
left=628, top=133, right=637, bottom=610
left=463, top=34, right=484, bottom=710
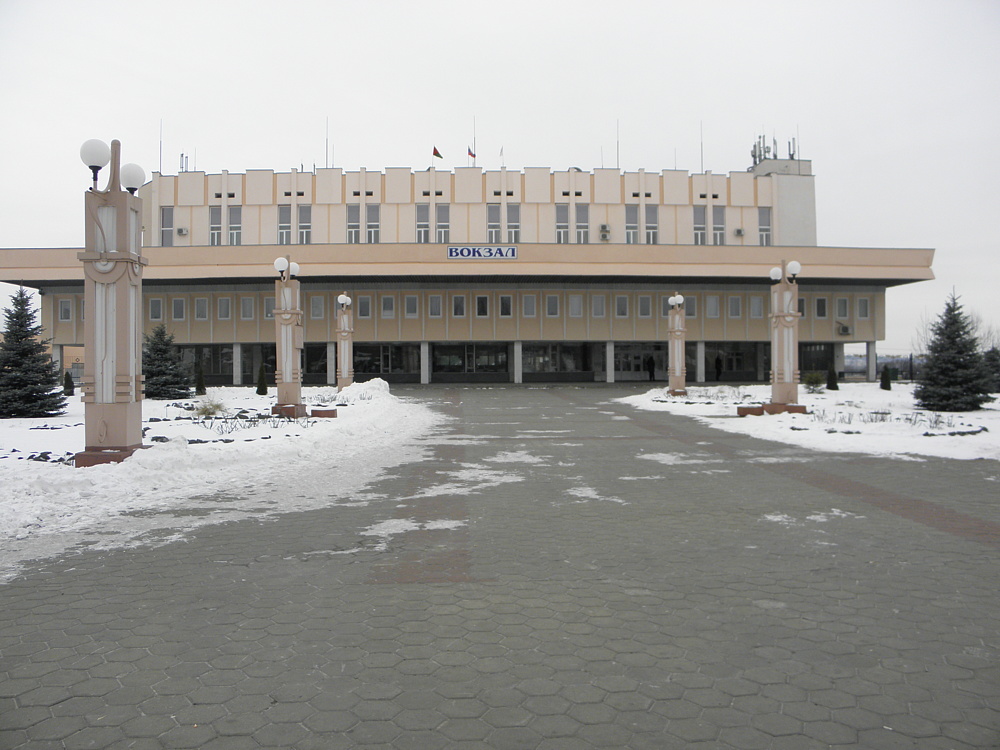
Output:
left=645, top=356, right=655, bottom=381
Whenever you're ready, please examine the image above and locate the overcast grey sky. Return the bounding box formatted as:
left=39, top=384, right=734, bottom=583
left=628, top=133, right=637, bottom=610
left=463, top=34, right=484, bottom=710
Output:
left=1, top=0, right=998, bottom=353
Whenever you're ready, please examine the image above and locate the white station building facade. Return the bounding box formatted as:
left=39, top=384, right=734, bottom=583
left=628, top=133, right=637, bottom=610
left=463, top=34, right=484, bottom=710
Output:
left=2, top=150, right=934, bottom=386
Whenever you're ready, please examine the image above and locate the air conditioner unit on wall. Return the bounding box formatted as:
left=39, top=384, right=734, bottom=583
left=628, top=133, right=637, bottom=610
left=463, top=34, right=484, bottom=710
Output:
left=177, top=227, right=189, bottom=236
left=837, top=323, right=851, bottom=335
left=734, top=228, right=744, bottom=236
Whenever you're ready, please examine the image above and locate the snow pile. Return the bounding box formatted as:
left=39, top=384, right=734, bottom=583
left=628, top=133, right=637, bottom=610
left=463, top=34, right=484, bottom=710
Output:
left=619, top=382, right=1000, bottom=461
left=0, top=381, right=443, bottom=579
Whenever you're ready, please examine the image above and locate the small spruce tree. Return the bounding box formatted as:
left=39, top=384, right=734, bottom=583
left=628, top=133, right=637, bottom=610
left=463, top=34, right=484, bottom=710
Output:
left=256, top=362, right=268, bottom=396
left=0, top=287, right=67, bottom=418
left=984, top=346, right=1000, bottom=393
left=826, top=364, right=839, bottom=391
left=63, top=370, right=75, bottom=396
left=880, top=367, right=892, bottom=391
left=142, top=324, right=192, bottom=400
left=194, top=358, right=207, bottom=396
left=913, top=293, right=992, bottom=411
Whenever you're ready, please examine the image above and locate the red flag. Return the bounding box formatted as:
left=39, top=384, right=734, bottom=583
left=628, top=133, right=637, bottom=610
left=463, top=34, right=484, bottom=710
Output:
left=433, top=146, right=443, bottom=159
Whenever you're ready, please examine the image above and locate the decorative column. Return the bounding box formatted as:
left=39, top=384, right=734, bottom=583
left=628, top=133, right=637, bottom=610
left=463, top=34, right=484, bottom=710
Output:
left=75, top=140, right=147, bottom=468
left=768, top=260, right=805, bottom=410
left=272, top=257, right=306, bottom=417
left=667, top=293, right=687, bottom=396
left=336, top=292, right=354, bottom=390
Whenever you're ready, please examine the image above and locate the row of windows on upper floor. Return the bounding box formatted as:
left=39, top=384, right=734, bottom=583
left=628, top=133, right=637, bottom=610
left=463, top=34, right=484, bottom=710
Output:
left=58, top=294, right=870, bottom=325
left=157, top=205, right=773, bottom=247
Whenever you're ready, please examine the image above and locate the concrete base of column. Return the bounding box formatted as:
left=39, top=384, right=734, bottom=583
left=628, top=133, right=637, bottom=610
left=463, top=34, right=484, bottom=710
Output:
left=737, top=403, right=808, bottom=417
left=272, top=404, right=308, bottom=418
left=75, top=445, right=147, bottom=468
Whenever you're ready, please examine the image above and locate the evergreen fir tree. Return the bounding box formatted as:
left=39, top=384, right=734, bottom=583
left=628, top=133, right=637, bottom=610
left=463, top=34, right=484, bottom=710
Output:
left=880, top=367, right=892, bottom=391
left=984, top=346, right=1000, bottom=393
left=913, top=293, right=992, bottom=411
left=256, top=362, right=268, bottom=396
left=826, top=364, right=839, bottom=391
left=63, top=370, right=75, bottom=396
left=194, top=358, right=206, bottom=396
left=0, top=287, right=66, bottom=418
left=142, top=324, right=192, bottom=400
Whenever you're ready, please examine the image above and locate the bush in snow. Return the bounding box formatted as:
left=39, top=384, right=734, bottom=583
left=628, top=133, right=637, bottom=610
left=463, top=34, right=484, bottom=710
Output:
left=880, top=367, right=892, bottom=391
left=802, top=371, right=825, bottom=394
left=256, top=363, right=268, bottom=396
left=826, top=365, right=839, bottom=391
left=194, top=358, right=207, bottom=396
left=914, top=293, right=993, bottom=411
left=985, top=346, right=1000, bottom=393
left=63, top=370, right=75, bottom=396
left=0, top=287, right=66, bottom=418
left=142, top=325, right=192, bottom=400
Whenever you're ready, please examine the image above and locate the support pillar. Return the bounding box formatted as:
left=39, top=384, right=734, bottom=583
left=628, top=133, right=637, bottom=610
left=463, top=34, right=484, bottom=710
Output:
left=326, top=342, right=337, bottom=385
left=667, top=293, right=687, bottom=395
left=336, top=292, right=354, bottom=390
left=696, top=341, right=706, bottom=383
left=513, top=341, right=523, bottom=384
left=232, top=343, right=242, bottom=385
left=605, top=341, right=615, bottom=383
left=866, top=341, right=877, bottom=382
left=272, top=264, right=306, bottom=417
left=420, top=341, right=430, bottom=384
left=769, top=259, right=802, bottom=405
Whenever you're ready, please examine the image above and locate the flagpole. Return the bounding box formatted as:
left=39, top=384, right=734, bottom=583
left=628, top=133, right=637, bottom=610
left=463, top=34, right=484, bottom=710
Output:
left=473, top=116, right=477, bottom=168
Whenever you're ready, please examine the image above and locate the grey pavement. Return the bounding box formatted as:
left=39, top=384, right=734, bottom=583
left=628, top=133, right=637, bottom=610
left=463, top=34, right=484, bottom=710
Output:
left=1, top=384, right=999, bottom=749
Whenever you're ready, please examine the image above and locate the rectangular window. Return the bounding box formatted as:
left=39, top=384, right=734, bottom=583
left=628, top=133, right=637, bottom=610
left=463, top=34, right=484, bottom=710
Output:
left=857, top=298, right=870, bottom=319
left=815, top=298, right=828, bottom=319
left=693, top=206, right=706, bottom=245
left=836, top=298, right=849, bottom=319
left=416, top=204, right=430, bottom=243
left=568, top=294, right=584, bottom=318
left=357, top=295, right=372, bottom=318
left=750, top=295, right=764, bottom=319
left=436, top=204, right=450, bottom=243
left=798, top=298, right=806, bottom=316
left=706, top=295, right=720, bottom=318
left=160, top=206, right=173, bottom=247
left=476, top=295, right=489, bottom=317
left=575, top=204, right=589, bottom=243
left=452, top=295, right=466, bottom=317
left=428, top=294, right=442, bottom=318
left=487, top=204, right=502, bottom=244
left=228, top=206, right=242, bottom=245
left=638, top=295, right=652, bottom=318
left=264, top=297, right=275, bottom=320
left=241, top=297, right=254, bottom=320
left=172, top=298, right=186, bottom=321
left=278, top=205, right=292, bottom=245
left=366, top=204, right=380, bottom=244
left=218, top=297, right=231, bottom=320
left=713, top=206, right=726, bottom=245
left=148, top=298, right=162, bottom=321
left=381, top=295, right=394, bottom=318
left=499, top=295, right=513, bottom=317
left=625, top=205, right=639, bottom=244
left=758, top=207, right=772, bottom=246
left=209, top=205, right=222, bottom=246
left=507, top=204, right=520, bottom=243
left=347, top=204, right=361, bottom=243
left=404, top=295, right=418, bottom=318
left=615, top=295, right=629, bottom=318
left=555, top=204, right=569, bottom=243
left=523, top=294, right=537, bottom=318
left=298, top=205, right=312, bottom=244
left=661, top=296, right=672, bottom=318
left=546, top=294, right=560, bottom=317
left=728, top=296, right=742, bottom=318
left=592, top=294, right=606, bottom=318
left=194, top=297, right=209, bottom=321
left=645, top=205, right=658, bottom=244
left=58, top=299, right=73, bottom=321
left=305, top=295, right=322, bottom=320
left=685, top=297, right=697, bottom=318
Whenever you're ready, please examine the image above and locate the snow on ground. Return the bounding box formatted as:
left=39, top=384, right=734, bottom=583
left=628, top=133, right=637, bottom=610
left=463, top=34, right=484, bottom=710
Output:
left=0, top=380, right=444, bottom=580
left=618, top=382, right=1000, bottom=462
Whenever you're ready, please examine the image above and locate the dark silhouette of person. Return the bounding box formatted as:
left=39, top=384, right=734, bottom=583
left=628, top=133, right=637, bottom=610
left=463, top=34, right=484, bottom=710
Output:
left=715, top=354, right=723, bottom=381
left=645, top=356, right=655, bottom=381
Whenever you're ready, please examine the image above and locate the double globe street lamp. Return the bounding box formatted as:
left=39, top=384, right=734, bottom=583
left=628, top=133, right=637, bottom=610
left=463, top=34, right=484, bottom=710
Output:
left=768, top=260, right=805, bottom=410
left=75, top=139, right=147, bottom=467
left=666, top=293, right=687, bottom=396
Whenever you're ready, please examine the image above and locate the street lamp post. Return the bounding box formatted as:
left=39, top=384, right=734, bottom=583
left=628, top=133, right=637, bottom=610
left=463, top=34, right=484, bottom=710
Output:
left=272, top=256, right=307, bottom=417
left=769, top=259, right=803, bottom=407
left=75, top=139, right=147, bottom=468
left=336, top=292, right=354, bottom=390
left=666, top=293, right=687, bottom=396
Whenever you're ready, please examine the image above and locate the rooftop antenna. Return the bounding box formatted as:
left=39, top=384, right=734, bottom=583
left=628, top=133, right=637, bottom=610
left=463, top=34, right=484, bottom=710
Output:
left=325, top=117, right=330, bottom=169
left=699, top=121, right=704, bottom=173
left=616, top=120, right=620, bottom=170
left=158, top=119, right=163, bottom=174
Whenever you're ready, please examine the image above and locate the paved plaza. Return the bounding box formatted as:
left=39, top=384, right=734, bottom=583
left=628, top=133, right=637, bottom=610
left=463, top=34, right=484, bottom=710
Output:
left=1, top=384, right=998, bottom=749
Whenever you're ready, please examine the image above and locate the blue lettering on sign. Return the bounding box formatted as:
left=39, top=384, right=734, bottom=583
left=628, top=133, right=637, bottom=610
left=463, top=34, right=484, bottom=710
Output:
left=447, top=246, right=517, bottom=259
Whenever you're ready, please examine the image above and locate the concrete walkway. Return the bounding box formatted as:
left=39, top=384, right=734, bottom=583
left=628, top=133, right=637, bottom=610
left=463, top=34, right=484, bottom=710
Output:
left=1, top=384, right=998, bottom=749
